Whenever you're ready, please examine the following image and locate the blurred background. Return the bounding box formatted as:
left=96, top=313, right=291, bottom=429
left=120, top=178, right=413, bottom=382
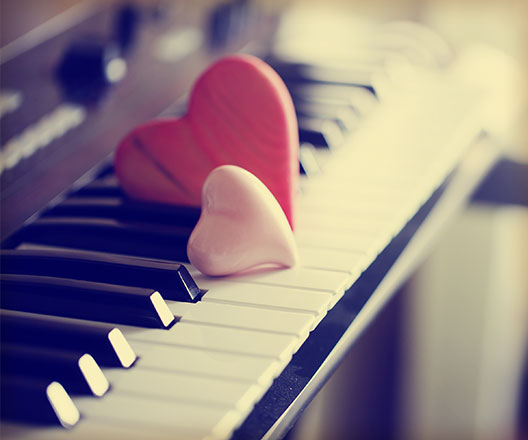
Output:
left=277, top=2, right=528, bottom=440
left=1, top=1, right=527, bottom=439
left=271, top=3, right=527, bottom=440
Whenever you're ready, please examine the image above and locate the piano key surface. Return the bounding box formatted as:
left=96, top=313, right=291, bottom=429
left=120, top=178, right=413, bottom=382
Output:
left=168, top=300, right=317, bottom=337
left=0, top=310, right=137, bottom=368
left=0, top=274, right=175, bottom=329
left=200, top=281, right=334, bottom=316
left=0, top=248, right=201, bottom=301
left=0, top=345, right=109, bottom=397
left=121, top=321, right=301, bottom=363
left=2, top=83, right=486, bottom=440
left=131, top=341, right=281, bottom=387
left=104, top=366, right=264, bottom=416
left=0, top=377, right=80, bottom=429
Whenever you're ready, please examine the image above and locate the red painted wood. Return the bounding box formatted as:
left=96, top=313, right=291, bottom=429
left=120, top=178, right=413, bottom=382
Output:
left=114, top=54, right=299, bottom=228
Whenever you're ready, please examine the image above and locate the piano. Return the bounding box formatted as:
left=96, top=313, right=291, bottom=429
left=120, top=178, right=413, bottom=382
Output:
left=0, top=1, right=514, bottom=439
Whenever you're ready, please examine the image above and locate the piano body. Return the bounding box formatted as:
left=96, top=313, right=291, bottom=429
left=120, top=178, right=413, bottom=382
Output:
left=0, top=1, right=519, bottom=439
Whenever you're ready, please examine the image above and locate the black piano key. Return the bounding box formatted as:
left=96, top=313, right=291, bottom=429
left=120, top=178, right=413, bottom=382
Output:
left=271, top=60, right=376, bottom=94
left=207, top=0, right=246, bottom=49
left=94, top=162, right=115, bottom=179
left=1, top=376, right=80, bottom=428
left=298, top=117, right=344, bottom=149
left=294, top=100, right=359, bottom=132
left=1, top=344, right=109, bottom=397
left=71, top=176, right=124, bottom=197
left=289, top=83, right=378, bottom=114
left=299, top=144, right=321, bottom=176
left=0, top=310, right=137, bottom=368
left=0, top=274, right=175, bottom=329
left=1, top=248, right=201, bottom=302
left=42, top=197, right=201, bottom=228
left=18, top=217, right=192, bottom=261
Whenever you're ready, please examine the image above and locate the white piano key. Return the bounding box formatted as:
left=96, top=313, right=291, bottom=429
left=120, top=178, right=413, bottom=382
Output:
left=75, top=394, right=242, bottom=440
left=199, top=280, right=332, bottom=316
left=191, top=266, right=350, bottom=297
left=0, top=421, right=174, bottom=440
left=167, top=301, right=316, bottom=336
left=121, top=321, right=301, bottom=362
left=131, top=340, right=282, bottom=387
left=104, top=366, right=263, bottom=415
left=299, top=194, right=405, bottom=216
left=165, top=301, right=195, bottom=316
left=296, top=192, right=412, bottom=230
left=301, top=183, right=410, bottom=204
left=300, top=171, right=418, bottom=192
left=299, top=246, right=368, bottom=274
left=298, top=197, right=395, bottom=219
left=295, top=228, right=384, bottom=258
left=297, top=210, right=394, bottom=235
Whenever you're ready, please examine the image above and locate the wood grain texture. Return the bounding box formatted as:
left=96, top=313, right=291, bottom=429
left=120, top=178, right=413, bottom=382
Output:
left=114, top=55, right=299, bottom=228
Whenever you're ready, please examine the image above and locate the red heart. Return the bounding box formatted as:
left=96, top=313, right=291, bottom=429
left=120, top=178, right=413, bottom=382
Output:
left=114, top=54, right=299, bottom=228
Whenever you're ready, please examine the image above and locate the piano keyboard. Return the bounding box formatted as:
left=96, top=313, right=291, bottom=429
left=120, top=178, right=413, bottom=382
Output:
left=0, top=3, right=496, bottom=440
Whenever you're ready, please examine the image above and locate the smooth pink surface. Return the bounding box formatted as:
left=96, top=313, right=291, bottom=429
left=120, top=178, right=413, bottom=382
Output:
left=187, top=165, right=298, bottom=277
left=114, top=54, right=299, bottom=228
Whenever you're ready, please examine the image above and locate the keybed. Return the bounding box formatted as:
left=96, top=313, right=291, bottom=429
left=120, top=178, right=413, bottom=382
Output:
left=0, top=4, right=492, bottom=440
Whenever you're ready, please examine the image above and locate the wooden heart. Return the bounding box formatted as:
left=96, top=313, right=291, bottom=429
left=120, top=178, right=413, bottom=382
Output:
left=187, top=165, right=298, bottom=276
left=114, top=54, right=299, bottom=227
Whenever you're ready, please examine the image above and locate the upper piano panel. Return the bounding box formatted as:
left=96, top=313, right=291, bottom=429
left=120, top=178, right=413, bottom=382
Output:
left=0, top=0, right=274, bottom=240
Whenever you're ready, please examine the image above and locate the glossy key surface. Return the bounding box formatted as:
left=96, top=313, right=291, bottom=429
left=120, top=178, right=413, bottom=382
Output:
left=18, top=218, right=192, bottom=261
left=1, top=377, right=80, bottom=428
left=0, top=310, right=137, bottom=368
left=0, top=275, right=175, bottom=328
left=0, top=248, right=200, bottom=302
left=0, top=345, right=109, bottom=397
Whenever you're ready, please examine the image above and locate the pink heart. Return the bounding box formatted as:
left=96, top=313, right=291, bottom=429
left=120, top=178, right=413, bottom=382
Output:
left=114, top=54, right=299, bottom=228
left=187, top=165, right=298, bottom=277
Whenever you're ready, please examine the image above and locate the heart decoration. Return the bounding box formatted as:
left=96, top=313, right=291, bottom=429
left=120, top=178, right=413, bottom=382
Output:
left=187, top=165, right=298, bottom=277
left=114, top=54, right=299, bottom=228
